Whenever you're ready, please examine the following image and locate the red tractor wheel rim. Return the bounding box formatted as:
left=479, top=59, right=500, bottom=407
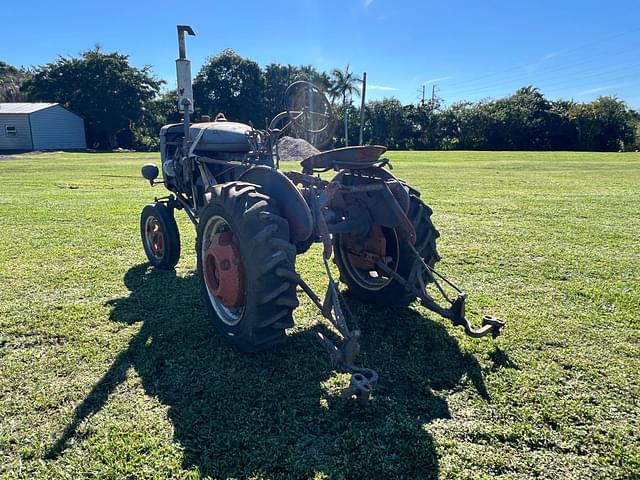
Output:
left=202, top=216, right=246, bottom=325
left=145, top=217, right=164, bottom=259
left=340, top=224, right=399, bottom=291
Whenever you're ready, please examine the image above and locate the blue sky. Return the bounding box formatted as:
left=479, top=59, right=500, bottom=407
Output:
left=2, top=0, right=639, bottom=108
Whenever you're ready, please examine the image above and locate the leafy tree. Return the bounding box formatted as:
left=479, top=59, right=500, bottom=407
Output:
left=193, top=49, right=266, bottom=126
left=469, top=86, right=554, bottom=150
left=632, top=118, right=640, bottom=151
left=548, top=99, right=578, bottom=150
left=364, top=98, right=411, bottom=149
left=405, top=104, right=441, bottom=149
left=130, top=90, right=181, bottom=150
left=23, top=48, right=162, bottom=149
left=263, top=64, right=294, bottom=119
left=568, top=96, right=635, bottom=151
left=330, top=66, right=361, bottom=146
left=504, top=86, right=551, bottom=148
left=437, top=101, right=493, bottom=149
left=0, top=61, right=31, bottom=102
left=14, top=42, right=640, bottom=152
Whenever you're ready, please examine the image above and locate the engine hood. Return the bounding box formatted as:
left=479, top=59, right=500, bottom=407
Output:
left=190, top=121, right=252, bottom=153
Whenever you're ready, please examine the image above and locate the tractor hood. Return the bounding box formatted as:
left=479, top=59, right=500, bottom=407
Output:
left=190, top=121, right=252, bottom=153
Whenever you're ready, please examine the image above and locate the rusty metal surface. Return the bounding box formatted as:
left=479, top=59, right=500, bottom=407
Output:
left=324, top=171, right=416, bottom=244
left=297, top=259, right=380, bottom=404
left=375, top=256, right=506, bottom=339
left=145, top=217, right=164, bottom=259
left=203, top=230, right=245, bottom=308
left=344, top=224, right=387, bottom=271
left=301, top=145, right=387, bottom=172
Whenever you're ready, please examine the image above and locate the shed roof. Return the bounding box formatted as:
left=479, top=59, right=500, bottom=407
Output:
left=0, top=103, right=59, bottom=114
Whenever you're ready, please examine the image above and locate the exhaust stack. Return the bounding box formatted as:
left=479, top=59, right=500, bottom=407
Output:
left=176, top=25, right=195, bottom=114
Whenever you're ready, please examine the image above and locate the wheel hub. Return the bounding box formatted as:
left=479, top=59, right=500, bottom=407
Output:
left=146, top=217, right=164, bottom=258
left=338, top=224, right=399, bottom=291
left=345, top=224, right=387, bottom=271
left=203, top=230, right=245, bottom=308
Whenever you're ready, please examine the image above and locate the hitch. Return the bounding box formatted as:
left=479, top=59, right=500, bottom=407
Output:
left=342, top=372, right=374, bottom=405
left=317, top=329, right=379, bottom=405
left=431, top=293, right=505, bottom=339
left=298, top=241, right=504, bottom=405
left=298, top=260, right=379, bottom=404
left=375, top=252, right=505, bottom=340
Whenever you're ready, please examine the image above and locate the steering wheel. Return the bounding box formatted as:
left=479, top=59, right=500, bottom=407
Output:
left=278, top=81, right=335, bottom=148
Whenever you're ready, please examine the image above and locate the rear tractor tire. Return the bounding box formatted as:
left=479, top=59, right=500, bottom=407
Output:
left=334, top=194, right=440, bottom=307
left=197, top=181, right=299, bottom=352
left=140, top=202, right=181, bottom=270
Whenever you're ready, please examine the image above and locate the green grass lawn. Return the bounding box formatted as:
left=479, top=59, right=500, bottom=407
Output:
left=0, top=150, right=638, bottom=479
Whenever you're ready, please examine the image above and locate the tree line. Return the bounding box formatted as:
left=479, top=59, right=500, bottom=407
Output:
left=1, top=48, right=639, bottom=151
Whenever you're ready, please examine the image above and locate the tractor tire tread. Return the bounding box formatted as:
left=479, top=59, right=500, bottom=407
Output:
left=140, top=202, right=181, bottom=270
left=197, top=181, right=298, bottom=352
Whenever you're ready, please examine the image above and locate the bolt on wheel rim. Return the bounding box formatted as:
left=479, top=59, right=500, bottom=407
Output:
left=201, top=215, right=246, bottom=326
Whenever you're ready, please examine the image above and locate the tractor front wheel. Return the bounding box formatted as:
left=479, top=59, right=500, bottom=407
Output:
left=140, top=202, right=181, bottom=270
left=197, top=182, right=299, bottom=352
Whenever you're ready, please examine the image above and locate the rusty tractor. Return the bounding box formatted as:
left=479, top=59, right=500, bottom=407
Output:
left=139, top=25, right=505, bottom=404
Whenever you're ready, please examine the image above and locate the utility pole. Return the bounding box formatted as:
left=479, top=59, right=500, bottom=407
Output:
left=425, top=84, right=440, bottom=110
left=359, top=72, right=367, bottom=145
left=422, top=85, right=426, bottom=107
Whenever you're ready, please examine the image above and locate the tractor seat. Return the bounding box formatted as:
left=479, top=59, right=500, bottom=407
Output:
left=300, top=145, right=387, bottom=172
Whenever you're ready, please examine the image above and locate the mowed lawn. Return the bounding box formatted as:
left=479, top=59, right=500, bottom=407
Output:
left=0, top=150, right=638, bottom=480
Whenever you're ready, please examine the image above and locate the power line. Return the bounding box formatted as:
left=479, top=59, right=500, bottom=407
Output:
left=450, top=64, right=640, bottom=99
left=443, top=47, right=637, bottom=94
left=442, top=62, right=640, bottom=99
left=441, top=26, right=640, bottom=90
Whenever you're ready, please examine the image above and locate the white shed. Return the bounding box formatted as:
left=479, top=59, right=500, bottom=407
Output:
left=0, top=103, right=86, bottom=151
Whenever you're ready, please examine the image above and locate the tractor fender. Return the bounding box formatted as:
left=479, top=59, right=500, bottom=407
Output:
left=327, top=168, right=415, bottom=243
left=329, top=168, right=411, bottom=213
left=238, top=166, right=313, bottom=244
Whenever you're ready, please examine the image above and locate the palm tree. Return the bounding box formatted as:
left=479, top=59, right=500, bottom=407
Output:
left=330, top=65, right=361, bottom=146
left=0, top=62, right=30, bottom=102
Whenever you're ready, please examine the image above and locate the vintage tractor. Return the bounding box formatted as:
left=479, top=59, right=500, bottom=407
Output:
left=139, top=25, right=505, bottom=403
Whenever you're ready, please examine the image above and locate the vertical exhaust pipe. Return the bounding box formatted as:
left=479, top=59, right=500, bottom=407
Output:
left=176, top=25, right=196, bottom=145
left=176, top=25, right=196, bottom=115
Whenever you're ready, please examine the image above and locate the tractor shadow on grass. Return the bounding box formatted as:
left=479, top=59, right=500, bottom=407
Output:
left=46, top=263, right=492, bottom=479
